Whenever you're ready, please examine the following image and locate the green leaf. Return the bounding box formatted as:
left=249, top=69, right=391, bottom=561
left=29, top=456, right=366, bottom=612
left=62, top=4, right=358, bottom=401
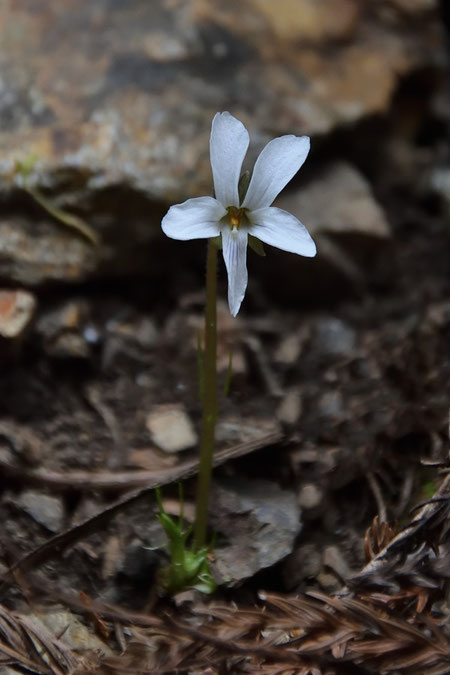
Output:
left=155, top=486, right=217, bottom=595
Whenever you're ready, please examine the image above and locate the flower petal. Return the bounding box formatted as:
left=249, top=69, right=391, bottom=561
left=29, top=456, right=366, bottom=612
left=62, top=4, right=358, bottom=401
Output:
left=161, top=197, right=224, bottom=240
left=221, top=227, right=248, bottom=317
left=249, top=206, right=316, bottom=257
left=242, top=135, right=310, bottom=210
left=210, top=112, right=249, bottom=208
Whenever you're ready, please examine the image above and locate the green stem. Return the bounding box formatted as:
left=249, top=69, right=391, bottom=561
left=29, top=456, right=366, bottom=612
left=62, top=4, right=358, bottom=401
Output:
left=194, top=239, right=218, bottom=550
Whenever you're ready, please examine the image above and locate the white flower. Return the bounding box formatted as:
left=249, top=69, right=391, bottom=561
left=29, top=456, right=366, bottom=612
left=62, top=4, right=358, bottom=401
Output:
left=162, top=112, right=316, bottom=316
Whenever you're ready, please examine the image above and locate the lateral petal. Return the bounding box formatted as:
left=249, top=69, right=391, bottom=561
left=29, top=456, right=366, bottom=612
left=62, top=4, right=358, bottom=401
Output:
left=242, top=135, right=310, bottom=210
left=210, top=112, right=249, bottom=208
left=161, top=197, right=224, bottom=240
left=221, top=227, right=249, bottom=317
left=249, top=206, right=316, bottom=257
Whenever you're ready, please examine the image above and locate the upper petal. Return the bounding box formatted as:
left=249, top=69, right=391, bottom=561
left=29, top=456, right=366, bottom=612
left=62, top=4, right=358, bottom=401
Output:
left=242, top=135, right=310, bottom=210
left=210, top=112, right=250, bottom=208
left=161, top=196, right=224, bottom=240
left=221, top=227, right=249, bottom=317
left=249, top=206, right=316, bottom=257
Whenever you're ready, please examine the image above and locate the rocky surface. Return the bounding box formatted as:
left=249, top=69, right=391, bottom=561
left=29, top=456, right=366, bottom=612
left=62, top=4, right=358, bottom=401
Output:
left=211, top=476, right=302, bottom=583
left=0, top=0, right=442, bottom=285
left=0, top=288, right=36, bottom=338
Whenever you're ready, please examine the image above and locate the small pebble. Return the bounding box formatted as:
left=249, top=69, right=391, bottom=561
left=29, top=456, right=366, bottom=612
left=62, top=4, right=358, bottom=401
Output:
left=282, top=543, right=322, bottom=589
left=317, top=390, right=345, bottom=421
left=17, top=490, right=64, bottom=532
left=298, top=483, right=323, bottom=510
left=315, top=317, right=356, bottom=357
left=317, top=571, right=342, bottom=593
left=276, top=388, right=302, bottom=425
left=274, top=332, right=303, bottom=365
left=323, top=545, right=351, bottom=580
left=0, top=289, right=36, bottom=338
left=146, top=404, right=198, bottom=453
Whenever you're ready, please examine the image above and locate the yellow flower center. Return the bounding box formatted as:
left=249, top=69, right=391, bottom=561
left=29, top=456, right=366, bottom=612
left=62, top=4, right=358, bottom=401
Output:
left=226, top=206, right=248, bottom=232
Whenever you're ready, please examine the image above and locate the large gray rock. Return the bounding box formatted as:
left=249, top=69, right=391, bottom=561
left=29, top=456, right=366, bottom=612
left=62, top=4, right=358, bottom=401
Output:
left=0, top=0, right=440, bottom=284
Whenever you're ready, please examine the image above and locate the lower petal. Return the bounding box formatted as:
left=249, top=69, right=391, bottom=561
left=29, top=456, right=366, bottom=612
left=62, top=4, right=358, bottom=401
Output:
left=221, top=227, right=248, bottom=317
left=249, top=206, right=316, bottom=257
left=162, top=197, right=224, bottom=240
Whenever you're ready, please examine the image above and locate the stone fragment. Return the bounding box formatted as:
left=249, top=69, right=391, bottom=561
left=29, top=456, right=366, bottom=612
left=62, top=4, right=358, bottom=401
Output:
left=276, top=388, right=302, bottom=426
left=317, top=391, right=346, bottom=422
left=388, top=0, right=436, bottom=13
left=298, top=483, right=323, bottom=510
left=0, top=217, right=98, bottom=285
left=248, top=0, right=361, bottom=42
left=282, top=543, right=322, bottom=589
left=0, top=420, right=43, bottom=465
left=323, top=544, right=352, bottom=580
left=317, top=570, right=342, bottom=592
left=36, top=300, right=91, bottom=358
left=215, top=416, right=280, bottom=446
left=16, top=490, right=64, bottom=532
left=146, top=404, right=198, bottom=453
left=314, top=317, right=357, bottom=357
left=210, top=477, right=301, bottom=584
left=106, top=315, right=159, bottom=350
left=274, top=332, right=305, bottom=365
left=277, top=163, right=390, bottom=241
left=0, top=289, right=36, bottom=338
left=431, top=167, right=450, bottom=213
left=39, top=610, right=112, bottom=655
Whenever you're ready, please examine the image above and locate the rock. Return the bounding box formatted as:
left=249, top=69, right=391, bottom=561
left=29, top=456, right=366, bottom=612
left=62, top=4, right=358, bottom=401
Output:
left=314, top=317, right=357, bottom=357
left=274, top=331, right=306, bottom=365
left=210, top=477, right=301, bottom=584
left=430, top=167, right=450, bottom=212
left=322, top=544, right=352, bottom=580
left=39, top=610, right=112, bottom=655
left=277, top=162, right=390, bottom=242
left=254, top=163, right=392, bottom=304
left=317, top=390, right=346, bottom=422
left=35, top=299, right=91, bottom=358
left=298, top=483, right=323, bottom=510
left=276, top=388, right=302, bottom=426
left=388, top=0, right=436, bottom=13
left=106, top=315, right=159, bottom=350
left=0, top=216, right=99, bottom=285
left=16, top=490, right=64, bottom=532
left=0, top=420, right=43, bottom=465
left=0, top=289, right=36, bottom=338
left=317, top=570, right=342, bottom=593
left=215, top=416, right=281, bottom=445
left=0, top=1, right=439, bottom=284
left=146, top=404, right=198, bottom=453
left=282, top=543, right=322, bottom=589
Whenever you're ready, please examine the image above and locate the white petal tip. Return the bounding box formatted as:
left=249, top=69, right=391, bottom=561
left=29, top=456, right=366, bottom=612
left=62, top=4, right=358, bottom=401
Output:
left=229, top=304, right=240, bottom=317
left=304, top=240, right=317, bottom=257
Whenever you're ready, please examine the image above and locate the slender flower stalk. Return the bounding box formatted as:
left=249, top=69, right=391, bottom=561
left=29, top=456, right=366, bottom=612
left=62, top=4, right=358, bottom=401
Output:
left=194, top=239, right=218, bottom=549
